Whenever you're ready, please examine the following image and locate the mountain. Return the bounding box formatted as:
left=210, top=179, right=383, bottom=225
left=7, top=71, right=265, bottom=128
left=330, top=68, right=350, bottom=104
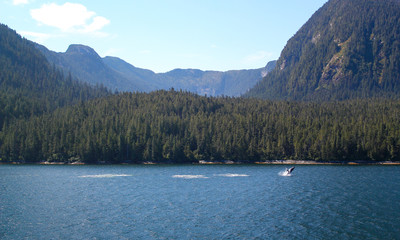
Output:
left=37, top=44, right=275, bottom=96
left=157, top=61, right=276, bottom=96
left=0, top=24, right=109, bottom=130
left=246, top=0, right=400, bottom=100
left=102, top=56, right=160, bottom=91
left=36, top=44, right=153, bottom=92
left=2, top=23, right=399, bottom=164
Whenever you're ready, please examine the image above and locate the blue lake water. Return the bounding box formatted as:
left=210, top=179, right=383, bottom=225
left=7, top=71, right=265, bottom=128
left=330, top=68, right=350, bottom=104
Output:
left=1, top=164, right=399, bottom=239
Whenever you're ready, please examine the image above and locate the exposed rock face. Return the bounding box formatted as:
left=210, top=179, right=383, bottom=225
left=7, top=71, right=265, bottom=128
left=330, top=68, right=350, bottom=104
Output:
left=37, top=43, right=276, bottom=96
left=318, top=38, right=350, bottom=90
left=246, top=0, right=400, bottom=100
left=66, top=44, right=100, bottom=58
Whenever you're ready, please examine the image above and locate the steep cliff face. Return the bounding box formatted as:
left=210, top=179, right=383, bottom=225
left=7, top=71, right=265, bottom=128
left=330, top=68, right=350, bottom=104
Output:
left=247, top=0, right=400, bottom=100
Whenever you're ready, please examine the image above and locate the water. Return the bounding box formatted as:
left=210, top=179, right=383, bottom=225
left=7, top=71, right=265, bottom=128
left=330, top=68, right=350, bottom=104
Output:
left=1, top=164, right=399, bottom=239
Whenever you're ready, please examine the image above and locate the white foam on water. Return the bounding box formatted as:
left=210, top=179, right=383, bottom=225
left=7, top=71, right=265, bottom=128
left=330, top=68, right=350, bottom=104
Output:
left=278, top=171, right=292, bottom=177
left=79, top=174, right=132, bottom=178
left=215, top=173, right=249, bottom=177
left=172, top=175, right=209, bottom=179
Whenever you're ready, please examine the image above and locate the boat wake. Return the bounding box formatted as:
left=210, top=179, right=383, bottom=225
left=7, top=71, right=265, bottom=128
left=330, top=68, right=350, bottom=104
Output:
left=172, top=173, right=249, bottom=179
left=214, top=173, right=249, bottom=177
left=79, top=174, right=132, bottom=178
left=172, top=175, right=209, bottom=179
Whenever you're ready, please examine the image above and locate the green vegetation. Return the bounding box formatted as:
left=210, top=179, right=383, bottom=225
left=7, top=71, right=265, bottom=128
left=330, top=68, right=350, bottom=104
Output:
left=246, top=0, right=400, bottom=100
left=0, top=24, right=110, bottom=131
left=2, top=0, right=400, bottom=165
left=1, top=90, right=399, bottom=163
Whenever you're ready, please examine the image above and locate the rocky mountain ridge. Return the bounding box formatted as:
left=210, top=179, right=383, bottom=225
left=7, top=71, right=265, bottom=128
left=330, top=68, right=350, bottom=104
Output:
left=246, top=0, right=400, bottom=100
left=37, top=44, right=276, bottom=96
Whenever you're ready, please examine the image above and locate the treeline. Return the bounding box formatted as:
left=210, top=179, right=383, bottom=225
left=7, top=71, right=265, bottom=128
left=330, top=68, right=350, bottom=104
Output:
left=246, top=0, right=400, bottom=100
left=1, top=90, right=399, bottom=163
left=0, top=23, right=111, bottom=130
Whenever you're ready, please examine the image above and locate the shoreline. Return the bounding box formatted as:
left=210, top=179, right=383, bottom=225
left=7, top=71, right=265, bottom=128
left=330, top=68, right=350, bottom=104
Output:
left=254, top=160, right=400, bottom=165
left=1, top=160, right=399, bottom=165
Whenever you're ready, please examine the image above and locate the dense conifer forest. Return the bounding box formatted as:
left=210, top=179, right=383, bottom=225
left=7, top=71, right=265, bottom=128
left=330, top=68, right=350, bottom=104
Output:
left=0, top=24, right=110, bottom=131
left=1, top=0, right=400, bottom=165
left=246, top=0, right=400, bottom=100
left=1, top=90, right=399, bottom=163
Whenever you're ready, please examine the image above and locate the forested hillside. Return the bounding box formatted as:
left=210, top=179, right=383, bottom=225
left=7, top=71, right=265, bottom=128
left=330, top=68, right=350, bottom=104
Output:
left=2, top=12, right=400, bottom=165
left=246, top=0, right=400, bottom=100
left=1, top=90, right=399, bottom=163
left=0, top=24, right=110, bottom=130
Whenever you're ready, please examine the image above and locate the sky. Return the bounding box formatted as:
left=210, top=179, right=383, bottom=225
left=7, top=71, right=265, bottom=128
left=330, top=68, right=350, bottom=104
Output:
left=1, top=0, right=328, bottom=73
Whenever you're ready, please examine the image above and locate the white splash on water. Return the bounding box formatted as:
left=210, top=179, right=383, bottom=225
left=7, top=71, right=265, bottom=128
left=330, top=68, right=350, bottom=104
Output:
left=173, top=173, right=249, bottom=179
left=215, top=173, right=249, bottom=177
left=278, top=171, right=292, bottom=177
left=172, top=175, right=209, bottom=179
left=79, top=174, right=132, bottom=178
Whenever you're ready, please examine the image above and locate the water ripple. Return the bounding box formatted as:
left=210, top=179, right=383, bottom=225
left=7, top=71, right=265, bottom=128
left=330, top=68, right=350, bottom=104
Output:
left=1, top=165, right=399, bottom=239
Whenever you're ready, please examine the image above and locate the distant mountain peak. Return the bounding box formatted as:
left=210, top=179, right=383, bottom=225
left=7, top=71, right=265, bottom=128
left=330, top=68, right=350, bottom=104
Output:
left=66, top=44, right=100, bottom=59
left=37, top=44, right=275, bottom=96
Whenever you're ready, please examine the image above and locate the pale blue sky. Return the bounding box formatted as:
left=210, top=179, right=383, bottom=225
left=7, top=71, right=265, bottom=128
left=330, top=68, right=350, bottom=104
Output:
left=1, top=0, right=328, bottom=72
